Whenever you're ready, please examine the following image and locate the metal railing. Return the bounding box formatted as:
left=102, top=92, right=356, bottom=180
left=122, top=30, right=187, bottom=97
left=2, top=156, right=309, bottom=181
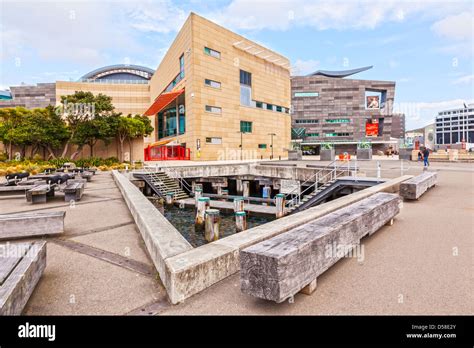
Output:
left=284, top=160, right=352, bottom=208
left=142, top=163, right=193, bottom=195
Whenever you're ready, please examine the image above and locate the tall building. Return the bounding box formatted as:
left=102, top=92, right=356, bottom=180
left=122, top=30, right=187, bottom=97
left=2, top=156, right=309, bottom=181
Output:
left=144, top=13, right=291, bottom=161
left=435, top=103, right=474, bottom=149
left=291, top=66, right=399, bottom=154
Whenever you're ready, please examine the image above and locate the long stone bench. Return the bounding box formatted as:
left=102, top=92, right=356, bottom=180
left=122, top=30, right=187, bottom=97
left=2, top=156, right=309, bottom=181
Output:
left=399, top=171, right=437, bottom=200
left=0, top=186, right=30, bottom=197
left=240, top=192, right=400, bottom=303
left=0, top=241, right=46, bottom=315
left=0, top=211, right=65, bottom=240
left=63, top=182, right=85, bottom=202
left=26, top=184, right=55, bottom=204
left=80, top=171, right=93, bottom=182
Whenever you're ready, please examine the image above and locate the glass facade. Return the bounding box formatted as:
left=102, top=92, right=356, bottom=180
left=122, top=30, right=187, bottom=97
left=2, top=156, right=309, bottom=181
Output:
left=240, top=70, right=252, bottom=106
left=157, top=94, right=185, bottom=139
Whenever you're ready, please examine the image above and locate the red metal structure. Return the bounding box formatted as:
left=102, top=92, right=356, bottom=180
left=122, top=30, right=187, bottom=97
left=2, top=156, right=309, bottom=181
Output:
left=145, top=143, right=190, bottom=161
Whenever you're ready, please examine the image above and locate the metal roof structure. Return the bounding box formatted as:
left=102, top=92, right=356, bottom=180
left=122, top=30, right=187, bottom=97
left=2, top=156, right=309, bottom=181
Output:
left=307, top=66, right=373, bottom=78
left=79, top=64, right=155, bottom=82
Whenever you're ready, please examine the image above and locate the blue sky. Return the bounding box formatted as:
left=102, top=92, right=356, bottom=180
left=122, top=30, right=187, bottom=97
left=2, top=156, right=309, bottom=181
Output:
left=1, top=0, right=473, bottom=129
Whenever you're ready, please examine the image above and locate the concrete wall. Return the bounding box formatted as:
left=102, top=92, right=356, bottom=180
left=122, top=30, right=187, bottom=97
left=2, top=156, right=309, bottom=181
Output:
left=5, top=137, right=144, bottom=162
left=0, top=83, right=56, bottom=109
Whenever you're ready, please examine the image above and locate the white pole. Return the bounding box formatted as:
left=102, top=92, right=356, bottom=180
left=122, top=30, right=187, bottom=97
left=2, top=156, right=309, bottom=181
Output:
left=377, top=161, right=381, bottom=179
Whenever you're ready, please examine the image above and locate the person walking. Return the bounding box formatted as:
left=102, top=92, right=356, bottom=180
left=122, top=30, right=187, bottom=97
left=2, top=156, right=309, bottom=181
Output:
left=423, top=147, right=430, bottom=167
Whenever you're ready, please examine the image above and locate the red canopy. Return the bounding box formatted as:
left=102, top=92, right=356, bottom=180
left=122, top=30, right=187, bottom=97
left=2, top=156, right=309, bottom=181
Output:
left=144, top=89, right=184, bottom=116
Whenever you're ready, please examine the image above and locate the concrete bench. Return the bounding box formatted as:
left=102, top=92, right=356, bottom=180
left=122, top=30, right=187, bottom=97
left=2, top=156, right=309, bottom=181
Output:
left=80, top=171, right=93, bottom=182
left=0, top=186, right=29, bottom=197
left=66, top=178, right=87, bottom=188
left=63, top=182, right=85, bottom=202
left=0, top=241, right=47, bottom=315
left=26, top=184, right=55, bottom=204
left=400, top=172, right=437, bottom=200
left=240, top=192, right=400, bottom=303
left=0, top=211, right=65, bottom=240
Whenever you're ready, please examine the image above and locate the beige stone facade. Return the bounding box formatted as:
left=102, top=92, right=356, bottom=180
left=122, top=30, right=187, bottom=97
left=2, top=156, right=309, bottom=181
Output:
left=56, top=81, right=150, bottom=116
left=147, top=13, right=291, bottom=161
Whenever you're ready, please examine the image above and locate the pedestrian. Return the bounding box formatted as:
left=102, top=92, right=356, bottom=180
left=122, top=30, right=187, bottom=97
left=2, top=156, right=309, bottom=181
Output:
left=418, top=150, right=423, bottom=161
left=423, top=147, right=430, bottom=167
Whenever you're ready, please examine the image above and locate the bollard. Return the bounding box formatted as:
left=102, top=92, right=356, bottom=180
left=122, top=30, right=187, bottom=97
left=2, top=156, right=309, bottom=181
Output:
left=165, top=192, right=174, bottom=205
left=195, top=197, right=211, bottom=230
left=235, top=211, right=247, bottom=232
left=377, top=161, right=381, bottom=179
left=236, top=179, right=243, bottom=195
left=275, top=193, right=286, bottom=218
left=262, top=186, right=271, bottom=206
left=194, top=188, right=202, bottom=206
left=243, top=181, right=250, bottom=197
left=233, top=197, right=245, bottom=212
left=204, top=209, right=220, bottom=242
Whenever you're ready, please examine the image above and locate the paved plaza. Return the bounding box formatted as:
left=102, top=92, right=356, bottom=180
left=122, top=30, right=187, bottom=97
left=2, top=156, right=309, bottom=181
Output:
left=1, top=159, right=472, bottom=315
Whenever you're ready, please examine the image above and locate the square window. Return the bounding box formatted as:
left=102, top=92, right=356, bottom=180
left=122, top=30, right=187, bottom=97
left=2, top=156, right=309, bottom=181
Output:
left=240, top=121, right=252, bottom=133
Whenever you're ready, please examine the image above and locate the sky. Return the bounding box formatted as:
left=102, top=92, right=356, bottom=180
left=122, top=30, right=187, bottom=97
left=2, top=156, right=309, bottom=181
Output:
left=0, top=0, right=473, bottom=129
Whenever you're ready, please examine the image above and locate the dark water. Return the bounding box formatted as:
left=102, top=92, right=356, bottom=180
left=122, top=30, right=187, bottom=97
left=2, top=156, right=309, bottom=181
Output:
left=153, top=203, right=274, bottom=247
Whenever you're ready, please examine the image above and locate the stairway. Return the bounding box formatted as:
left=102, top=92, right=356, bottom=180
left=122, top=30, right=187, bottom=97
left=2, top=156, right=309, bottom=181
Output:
left=287, top=179, right=337, bottom=214
left=138, top=171, right=189, bottom=200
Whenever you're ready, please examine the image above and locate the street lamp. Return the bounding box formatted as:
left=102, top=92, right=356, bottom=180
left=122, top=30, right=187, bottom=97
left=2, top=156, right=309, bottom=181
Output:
left=268, top=133, right=276, bottom=159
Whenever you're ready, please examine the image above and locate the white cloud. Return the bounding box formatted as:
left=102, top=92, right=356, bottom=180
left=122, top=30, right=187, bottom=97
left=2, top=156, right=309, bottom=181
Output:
left=431, top=12, right=473, bottom=41
left=291, top=59, right=320, bottom=75
left=207, top=0, right=472, bottom=32
left=452, top=74, right=474, bottom=85
left=127, top=0, right=187, bottom=33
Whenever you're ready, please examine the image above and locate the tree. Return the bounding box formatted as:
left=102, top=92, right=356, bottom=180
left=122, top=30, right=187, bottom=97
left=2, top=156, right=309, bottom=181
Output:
left=59, top=91, right=115, bottom=159
left=0, top=107, right=31, bottom=159
left=114, top=114, right=154, bottom=162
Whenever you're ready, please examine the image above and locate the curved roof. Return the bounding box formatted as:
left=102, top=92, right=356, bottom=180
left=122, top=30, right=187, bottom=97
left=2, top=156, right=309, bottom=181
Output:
left=0, top=90, right=12, bottom=100
left=80, top=64, right=155, bottom=82
left=307, top=66, right=373, bottom=78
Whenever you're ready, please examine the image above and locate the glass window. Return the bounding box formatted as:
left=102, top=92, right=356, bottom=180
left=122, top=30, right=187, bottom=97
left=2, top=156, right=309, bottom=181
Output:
left=258, top=144, right=267, bottom=149
left=205, top=79, right=221, bottom=89
left=206, top=137, right=222, bottom=144
left=256, top=101, right=263, bottom=108
left=276, top=106, right=282, bottom=112
left=325, top=118, right=350, bottom=123
left=205, top=105, right=222, bottom=114
left=240, top=85, right=251, bottom=106
left=306, top=133, right=319, bottom=137
left=240, top=70, right=252, bottom=86
left=266, top=103, right=273, bottom=111
left=204, top=47, right=221, bottom=59
left=294, top=92, right=319, bottom=97
left=240, top=121, right=252, bottom=133
left=179, top=54, right=184, bottom=79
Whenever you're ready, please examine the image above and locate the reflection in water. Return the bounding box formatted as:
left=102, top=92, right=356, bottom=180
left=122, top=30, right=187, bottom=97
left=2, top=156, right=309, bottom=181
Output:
left=153, top=202, right=274, bottom=247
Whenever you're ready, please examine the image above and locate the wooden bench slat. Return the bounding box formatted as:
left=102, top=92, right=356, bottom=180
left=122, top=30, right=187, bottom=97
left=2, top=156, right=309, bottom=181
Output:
left=240, top=192, right=400, bottom=303
left=400, top=172, right=437, bottom=200
left=0, top=241, right=46, bottom=315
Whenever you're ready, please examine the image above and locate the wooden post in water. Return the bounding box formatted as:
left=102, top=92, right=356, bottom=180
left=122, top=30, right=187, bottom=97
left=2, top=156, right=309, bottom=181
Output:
left=195, top=197, right=210, bottom=230
left=275, top=193, right=286, bottom=218
left=262, top=185, right=271, bottom=206
left=243, top=181, right=250, bottom=197
left=165, top=192, right=174, bottom=205
left=204, top=209, right=220, bottom=242
left=234, top=197, right=245, bottom=212
left=236, top=179, right=243, bottom=195
left=235, top=211, right=247, bottom=232
left=194, top=188, right=202, bottom=206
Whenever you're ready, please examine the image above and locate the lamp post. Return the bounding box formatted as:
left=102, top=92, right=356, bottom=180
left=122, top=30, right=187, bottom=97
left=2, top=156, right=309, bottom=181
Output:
left=268, top=133, right=276, bottom=159
left=237, top=131, right=244, bottom=161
